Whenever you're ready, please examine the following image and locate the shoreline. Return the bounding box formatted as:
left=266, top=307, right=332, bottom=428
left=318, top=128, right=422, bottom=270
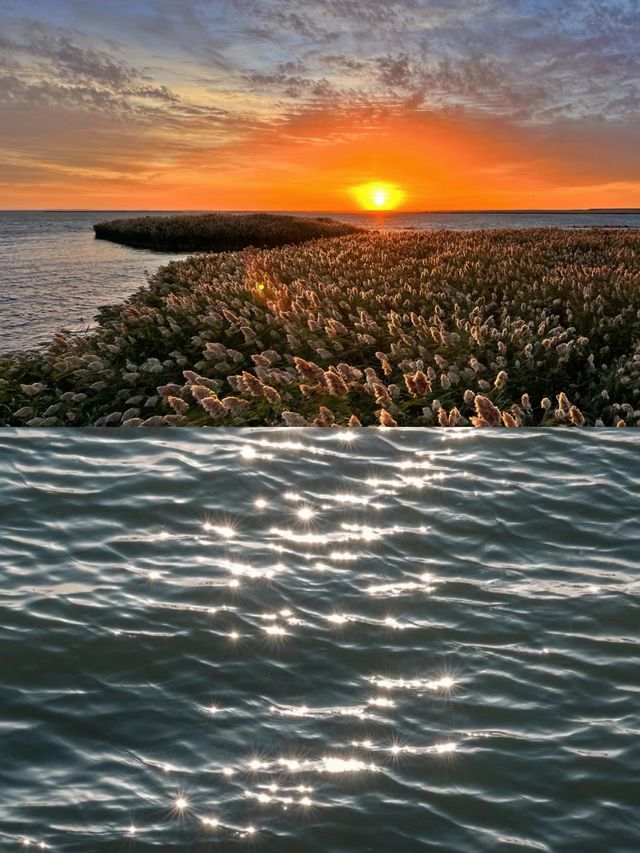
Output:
left=2, top=226, right=640, bottom=428
left=4, top=207, right=640, bottom=214
left=2, top=221, right=637, bottom=360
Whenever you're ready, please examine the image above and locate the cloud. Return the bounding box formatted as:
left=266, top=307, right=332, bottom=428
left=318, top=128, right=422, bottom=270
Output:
left=7, top=1, right=638, bottom=121
left=1, top=0, right=639, bottom=207
left=0, top=21, right=181, bottom=105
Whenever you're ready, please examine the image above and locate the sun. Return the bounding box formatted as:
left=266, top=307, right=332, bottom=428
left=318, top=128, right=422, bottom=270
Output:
left=351, top=181, right=406, bottom=211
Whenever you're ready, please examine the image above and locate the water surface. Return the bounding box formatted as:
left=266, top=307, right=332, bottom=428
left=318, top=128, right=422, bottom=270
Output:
left=1, top=429, right=639, bottom=851
left=0, top=211, right=189, bottom=353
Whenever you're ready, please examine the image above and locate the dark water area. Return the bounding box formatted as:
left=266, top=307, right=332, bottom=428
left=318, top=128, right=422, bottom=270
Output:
left=1, top=428, right=639, bottom=851
left=2, top=209, right=640, bottom=353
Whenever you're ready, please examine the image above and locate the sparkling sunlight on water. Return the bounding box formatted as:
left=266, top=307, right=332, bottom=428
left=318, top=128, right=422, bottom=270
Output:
left=1, top=429, right=639, bottom=851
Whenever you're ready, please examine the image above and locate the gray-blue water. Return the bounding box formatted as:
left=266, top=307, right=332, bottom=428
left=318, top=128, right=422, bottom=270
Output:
left=0, top=211, right=191, bottom=354
left=1, top=428, right=639, bottom=851
left=2, top=210, right=640, bottom=353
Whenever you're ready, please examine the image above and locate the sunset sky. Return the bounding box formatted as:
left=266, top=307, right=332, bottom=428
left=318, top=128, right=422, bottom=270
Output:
left=1, top=0, right=639, bottom=210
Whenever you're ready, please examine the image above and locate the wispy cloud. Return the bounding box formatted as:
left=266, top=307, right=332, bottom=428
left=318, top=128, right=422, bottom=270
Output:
left=1, top=0, right=639, bottom=207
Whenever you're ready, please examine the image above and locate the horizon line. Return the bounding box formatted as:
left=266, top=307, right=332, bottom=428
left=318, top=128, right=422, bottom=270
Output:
left=2, top=207, right=640, bottom=214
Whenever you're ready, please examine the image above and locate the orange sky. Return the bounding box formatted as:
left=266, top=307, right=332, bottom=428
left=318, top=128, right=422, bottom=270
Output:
left=5, top=108, right=640, bottom=211
left=2, top=1, right=639, bottom=210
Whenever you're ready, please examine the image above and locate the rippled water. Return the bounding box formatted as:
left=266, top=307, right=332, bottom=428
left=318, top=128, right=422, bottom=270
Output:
left=3, top=209, right=640, bottom=353
left=0, top=211, right=189, bottom=353
left=1, top=429, right=639, bottom=851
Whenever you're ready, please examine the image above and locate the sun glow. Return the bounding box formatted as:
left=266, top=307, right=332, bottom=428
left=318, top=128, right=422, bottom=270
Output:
left=351, top=181, right=406, bottom=211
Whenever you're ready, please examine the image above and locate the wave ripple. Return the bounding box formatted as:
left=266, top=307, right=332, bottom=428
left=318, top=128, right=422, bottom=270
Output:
left=0, top=429, right=639, bottom=852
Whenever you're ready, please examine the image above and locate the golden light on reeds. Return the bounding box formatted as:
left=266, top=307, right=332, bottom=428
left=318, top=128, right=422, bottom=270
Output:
left=350, top=181, right=406, bottom=211
left=4, top=227, right=640, bottom=428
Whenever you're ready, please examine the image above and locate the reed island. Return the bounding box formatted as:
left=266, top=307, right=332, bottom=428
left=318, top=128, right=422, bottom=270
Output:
left=93, top=212, right=361, bottom=252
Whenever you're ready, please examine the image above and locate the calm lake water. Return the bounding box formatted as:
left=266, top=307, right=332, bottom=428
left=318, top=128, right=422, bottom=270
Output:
left=0, top=211, right=190, bottom=354
left=2, top=209, right=640, bottom=353
left=1, top=428, right=639, bottom=851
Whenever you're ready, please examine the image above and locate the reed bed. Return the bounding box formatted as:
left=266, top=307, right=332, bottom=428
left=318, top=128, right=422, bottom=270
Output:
left=2, top=228, right=640, bottom=427
left=93, top=212, right=361, bottom=252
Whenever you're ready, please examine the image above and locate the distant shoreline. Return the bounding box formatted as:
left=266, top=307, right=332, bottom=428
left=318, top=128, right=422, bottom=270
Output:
left=2, top=208, right=640, bottom=215
left=419, top=209, right=640, bottom=215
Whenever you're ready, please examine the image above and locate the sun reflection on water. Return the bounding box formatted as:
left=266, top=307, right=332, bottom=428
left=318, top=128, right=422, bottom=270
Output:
left=174, top=795, right=189, bottom=812
left=18, top=435, right=475, bottom=849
